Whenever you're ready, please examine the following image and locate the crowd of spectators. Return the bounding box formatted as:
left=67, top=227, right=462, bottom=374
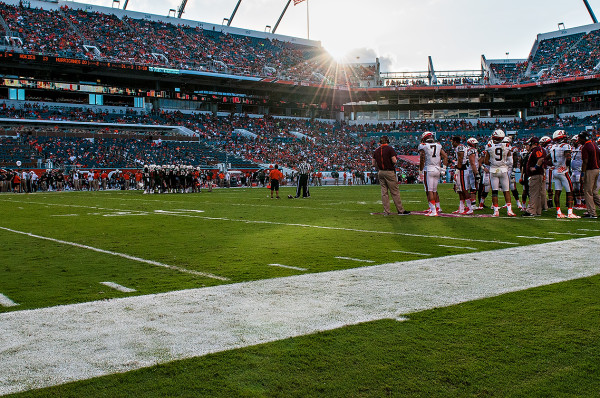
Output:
left=3, top=2, right=600, bottom=87
left=1, top=100, right=599, bottom=187
left=0, top=2, right=356, bottom=85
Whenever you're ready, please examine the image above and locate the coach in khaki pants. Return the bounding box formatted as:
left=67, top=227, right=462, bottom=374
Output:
left=579, top=132, right=600, bottom=218
left=372, top=135, right=410, bottom=216
left=523, top=137, right=546, bottom=217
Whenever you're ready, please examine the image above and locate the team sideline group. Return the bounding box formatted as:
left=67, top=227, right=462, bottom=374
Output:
left=413, top=129, right=600, bottom=218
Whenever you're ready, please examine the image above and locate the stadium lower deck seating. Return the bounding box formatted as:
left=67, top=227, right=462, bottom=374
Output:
left=1, top=104, right=598, bottom=173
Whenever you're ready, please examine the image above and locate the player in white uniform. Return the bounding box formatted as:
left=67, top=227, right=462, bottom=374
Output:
left=418, top=131, right=448, bottom=216
left=549, top=129, right=579, bottom=218
left=464, top=138, right=479, bottom=214
left=483, top=129, right=516, bottom=217
left=503, top=136, right=523, bottom=210
left=569, top=135, right=584, bottom=208
left=539, top=135, right=553, bottom=210
left=451, top=136, right=471, bottom=214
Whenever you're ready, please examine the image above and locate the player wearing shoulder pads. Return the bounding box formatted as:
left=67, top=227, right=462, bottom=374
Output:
left=418, top=132, right=447, bottom=216
left=549, top=130, right=579, bottom=218
left=483, top=129, right=516, bottom=216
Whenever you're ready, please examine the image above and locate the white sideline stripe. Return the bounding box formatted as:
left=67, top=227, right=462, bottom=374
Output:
left=391, top=250, right=431, bottom=256
left=335, top=256, right=375, bottom=263
left=50, top=214, right=79, bottom=217
left=0, top=198, right=518, bottom=245
left=438, top=245, right=477, bottom=251
left=516, top=236, right=555, bottom=240
left=0, top=293, right=18, bottom=307
left=0, top=227, right=228, bottom=281
left=100, top=282, right=136, bottom=293
left=578, top=228, right=600, bottom=232
left=158, top=213, right=518, bottom=245
left=548, top=232, right=587, bottom=236
left=1, top=237, right=600, bottom=395
left=269, top=264, right=308, bottom=271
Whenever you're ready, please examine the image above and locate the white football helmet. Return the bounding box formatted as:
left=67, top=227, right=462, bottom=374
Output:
left=492, top=129, right=505, bottom=143
left=466, top=137, right=478, bottom=147
left=421, top=131, right=434, bottom=143
left=552, top=129, right=567, bottom=142
left=540, top=136, right=551, bottom=146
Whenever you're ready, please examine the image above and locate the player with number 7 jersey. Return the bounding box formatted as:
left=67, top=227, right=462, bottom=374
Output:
left=418, top=132, right=448, bottom=216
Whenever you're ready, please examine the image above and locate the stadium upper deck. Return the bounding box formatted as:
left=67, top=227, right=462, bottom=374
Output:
left=1, top=0, right=600, bottom=122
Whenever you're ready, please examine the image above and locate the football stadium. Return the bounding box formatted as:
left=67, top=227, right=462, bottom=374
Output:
left=1, top=0, right=600, bottom=396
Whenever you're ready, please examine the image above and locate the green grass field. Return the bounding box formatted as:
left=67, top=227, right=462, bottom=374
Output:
left=1, top=184, right=600, bottom=397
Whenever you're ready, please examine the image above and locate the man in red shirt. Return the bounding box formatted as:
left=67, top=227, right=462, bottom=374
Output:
left=579, top=132, right=600, bottom=218
left=269, top=165, right=283, bottom=199
left=372, top=135, right=410, bottom=216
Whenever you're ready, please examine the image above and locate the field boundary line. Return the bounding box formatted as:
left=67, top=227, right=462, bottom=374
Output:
left=2, top=236, right=600, bottom=395
left=0, top=198, right=517, bottom=245
left=0, top=227, right=228, bottom=281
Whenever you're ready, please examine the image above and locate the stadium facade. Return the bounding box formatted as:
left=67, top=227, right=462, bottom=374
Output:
left=1, top=0, right=599, bottom=126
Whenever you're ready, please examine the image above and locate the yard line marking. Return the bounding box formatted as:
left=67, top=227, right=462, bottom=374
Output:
left=0, top=293, right=19, bottom=307
left=100, top=282, right=136, bottom=293
left=577, top=228, right=600, bottom=232
left=157, top=213, right=519, bottom=245
left=0, top=198, right=518, bottom=245
left=548, top=232, right=586, bottom=236
left=50, top=214, right=80, bottom=217
left=268, top=264, right=308, bottom=271
left=335, top=256, right=375, bottom=263
left=438, top=245, right=478, bottom=251
left=391, top=250, right=431, bottom=256
left=0, top=226, right=228, bottom=281
left=2, top=236, right=600, bottom=395
left=516, top=235, right=555, bottom=240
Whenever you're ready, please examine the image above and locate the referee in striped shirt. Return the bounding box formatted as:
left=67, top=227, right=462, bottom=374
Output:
left=295, top=157, right=311, bottom=198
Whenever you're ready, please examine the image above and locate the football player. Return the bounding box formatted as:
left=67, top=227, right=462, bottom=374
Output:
left=569, top=135, right=585, bottom=209
left=539, top=136, right=553, bottom=210
left=549, top=130, right=579, bottom=218
left=464, top=137, right=479, bottom=214
left=483, top=129, right=516, bottom=216
left=503, top=136, right=523, bottom=210
left=418, top=132, right=448, bottom=216
left=451, top=136, right=470, bottom=214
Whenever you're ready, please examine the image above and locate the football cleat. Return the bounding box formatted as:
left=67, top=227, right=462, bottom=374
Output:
left=557, top=213, right=566, bottom=218
left=462, top=209, right=473, bottom=215
left=492, top=211, right=500, bottom=217
left=452, top=209, right=463, bottom=214
left=507, top=211, right=516, bottom=217
left=567, top=213, right=581, bottom=219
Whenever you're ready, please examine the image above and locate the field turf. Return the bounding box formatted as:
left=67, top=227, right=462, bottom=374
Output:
left=1, top=184, right=599, bottom=397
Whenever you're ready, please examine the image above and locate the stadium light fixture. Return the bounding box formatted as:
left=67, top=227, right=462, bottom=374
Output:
left=558, top=22, right=565, bottom=30
left=265, top=25, right=272, bottom=32
left=111, top=0, right=120, bottom=8
left=168, top=9, right=176, bottom=17
left=222, top=18, right=229, bottom=25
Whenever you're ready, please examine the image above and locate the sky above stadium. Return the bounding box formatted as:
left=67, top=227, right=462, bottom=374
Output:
left=77, top=0, right=600, bottom=72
